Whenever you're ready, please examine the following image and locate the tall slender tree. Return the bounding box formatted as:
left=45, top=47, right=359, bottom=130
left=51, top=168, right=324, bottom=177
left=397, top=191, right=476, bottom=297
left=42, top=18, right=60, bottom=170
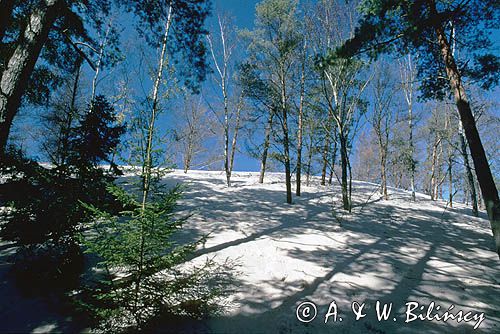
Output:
left=206, top=13, right=238, bottom=186
left=241, top=0, right=302, bottom=204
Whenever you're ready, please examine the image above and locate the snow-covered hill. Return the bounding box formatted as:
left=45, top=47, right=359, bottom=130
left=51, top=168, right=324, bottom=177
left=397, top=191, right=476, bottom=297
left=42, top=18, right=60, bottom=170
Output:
left=1, top=170, right=499, bottom=333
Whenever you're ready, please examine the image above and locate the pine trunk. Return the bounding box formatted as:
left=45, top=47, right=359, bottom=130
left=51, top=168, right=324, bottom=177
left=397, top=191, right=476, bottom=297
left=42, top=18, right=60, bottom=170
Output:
left=434, top=16, right=500, bottom=258
left=0, top=0, right=61, bottom=153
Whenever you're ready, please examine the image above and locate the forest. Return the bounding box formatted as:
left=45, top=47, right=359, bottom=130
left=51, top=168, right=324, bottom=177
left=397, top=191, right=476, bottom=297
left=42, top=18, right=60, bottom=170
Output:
left=0, top=0, right=499, bottom=333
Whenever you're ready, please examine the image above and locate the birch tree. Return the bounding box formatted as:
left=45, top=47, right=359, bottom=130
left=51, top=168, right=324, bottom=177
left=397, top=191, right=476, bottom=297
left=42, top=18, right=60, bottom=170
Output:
left=206, top=13, right=238, bottom=186
left=369, top=61, right=396, bottom=200
left=399, top=54, right=417, bottom=201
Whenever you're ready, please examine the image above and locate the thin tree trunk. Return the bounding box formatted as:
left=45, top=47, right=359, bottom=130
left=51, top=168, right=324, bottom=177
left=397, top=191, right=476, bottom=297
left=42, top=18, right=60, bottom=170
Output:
left=321, top=133, right=330, bottom=185
left=184, top=152, right=191, bottom=173
left=328, top=138, right=337, bottom=185
left=136, top=7, right=173, bottom=321
left=229, top=95, right=242, bottom=175
left=340, top=133, right=350, bottom=211
left=207, top=16, right=232, bottom=187
left=259, top=109, right=274, bottom=183
left=223, top=107, right=230, bottom=186
left=305, top=140, right=313, bottom=187
left=432, top=3, right=500, bottom=258
left=459, top=120, right=478, bottom=215
left=0, top=0, right=61, bottom=153
left=281, top=68, right=292, bottom=204
left=430, top=136, right=440, bottom=200
left=448, top=154, right=453, bottom=207
left=435, top=135, right=443, bottom=199
left=400, top=54, right=416, bottom=201
left=380, top=148, right=388, bottom=200
left=58, top=61, right=82, bottom=172
left=296, top=39, right=306, bottom=196
left=348, top=153, right=353, bottom=213
left=409, top=106, right=416, bottom=201
left=90, top=24, right=112, bottom=104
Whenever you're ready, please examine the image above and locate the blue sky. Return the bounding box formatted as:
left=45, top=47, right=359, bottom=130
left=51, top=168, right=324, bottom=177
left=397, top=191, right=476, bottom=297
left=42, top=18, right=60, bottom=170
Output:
left=11, top=0, right=499, bottom=176
left=212, top=0, right=260, bottom=29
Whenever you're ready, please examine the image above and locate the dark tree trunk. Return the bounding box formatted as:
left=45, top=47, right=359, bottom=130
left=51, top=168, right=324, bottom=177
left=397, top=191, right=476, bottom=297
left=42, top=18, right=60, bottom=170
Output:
left=281, top=70, right=292, bottom=204
left=340, top=134, right=350, bottom=211
left=434, top=12, right=500, bottom=258
left=321, top=133, right=330, bottom=185
left=0, top=0, right=61, bottom=154
left=328, top=138, right=337, bottom=185
left=305, top=142, right=313, bottom=187
left=259, top=110, right=274, bottom=183
left=459, top=122, right=478, bottom=216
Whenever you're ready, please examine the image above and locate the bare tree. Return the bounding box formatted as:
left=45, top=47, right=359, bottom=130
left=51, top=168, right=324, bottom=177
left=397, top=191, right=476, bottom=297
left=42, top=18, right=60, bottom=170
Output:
left=206, top=13, right=238, bottom=186
left=399, top=54, right=417, bottom=201
left=369, top=61, right=396, bottom=200
left=173, top=94, right=214, bottom=173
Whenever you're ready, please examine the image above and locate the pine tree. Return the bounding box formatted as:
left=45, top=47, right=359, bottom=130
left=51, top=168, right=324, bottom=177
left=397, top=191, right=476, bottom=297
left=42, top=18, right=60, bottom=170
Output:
left=0, top=96, right=124, bottom=293
left=338, top=0, right=500, bottom=258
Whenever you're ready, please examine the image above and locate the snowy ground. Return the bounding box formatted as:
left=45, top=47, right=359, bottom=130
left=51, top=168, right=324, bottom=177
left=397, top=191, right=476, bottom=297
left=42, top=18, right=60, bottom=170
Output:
left=1, top=170, right=499, bottom=333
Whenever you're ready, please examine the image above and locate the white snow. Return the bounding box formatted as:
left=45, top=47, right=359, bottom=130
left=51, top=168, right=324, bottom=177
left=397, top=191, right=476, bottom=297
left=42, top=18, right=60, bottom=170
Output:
left=1, top=170, right=499, bottom=333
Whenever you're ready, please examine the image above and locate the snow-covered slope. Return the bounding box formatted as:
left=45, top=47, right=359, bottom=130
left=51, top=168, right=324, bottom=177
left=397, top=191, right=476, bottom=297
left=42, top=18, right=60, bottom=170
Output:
left=1, top=170, right=499, bottom=333
left=139, top=170, right=499, bottom=334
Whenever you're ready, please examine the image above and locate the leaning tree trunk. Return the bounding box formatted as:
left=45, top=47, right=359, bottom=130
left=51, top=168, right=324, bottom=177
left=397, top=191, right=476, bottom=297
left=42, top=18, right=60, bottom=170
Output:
left=320, top=132, right=330, bottom=186
left=458, top=120, right=478, bottom=215
left=259, top=109, right=274, bottom=183
left=0, top=0, right=61, bottom=154
left=228, top=95, right=242, bottom=178
left=434, top=15, right=500, bottom=258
